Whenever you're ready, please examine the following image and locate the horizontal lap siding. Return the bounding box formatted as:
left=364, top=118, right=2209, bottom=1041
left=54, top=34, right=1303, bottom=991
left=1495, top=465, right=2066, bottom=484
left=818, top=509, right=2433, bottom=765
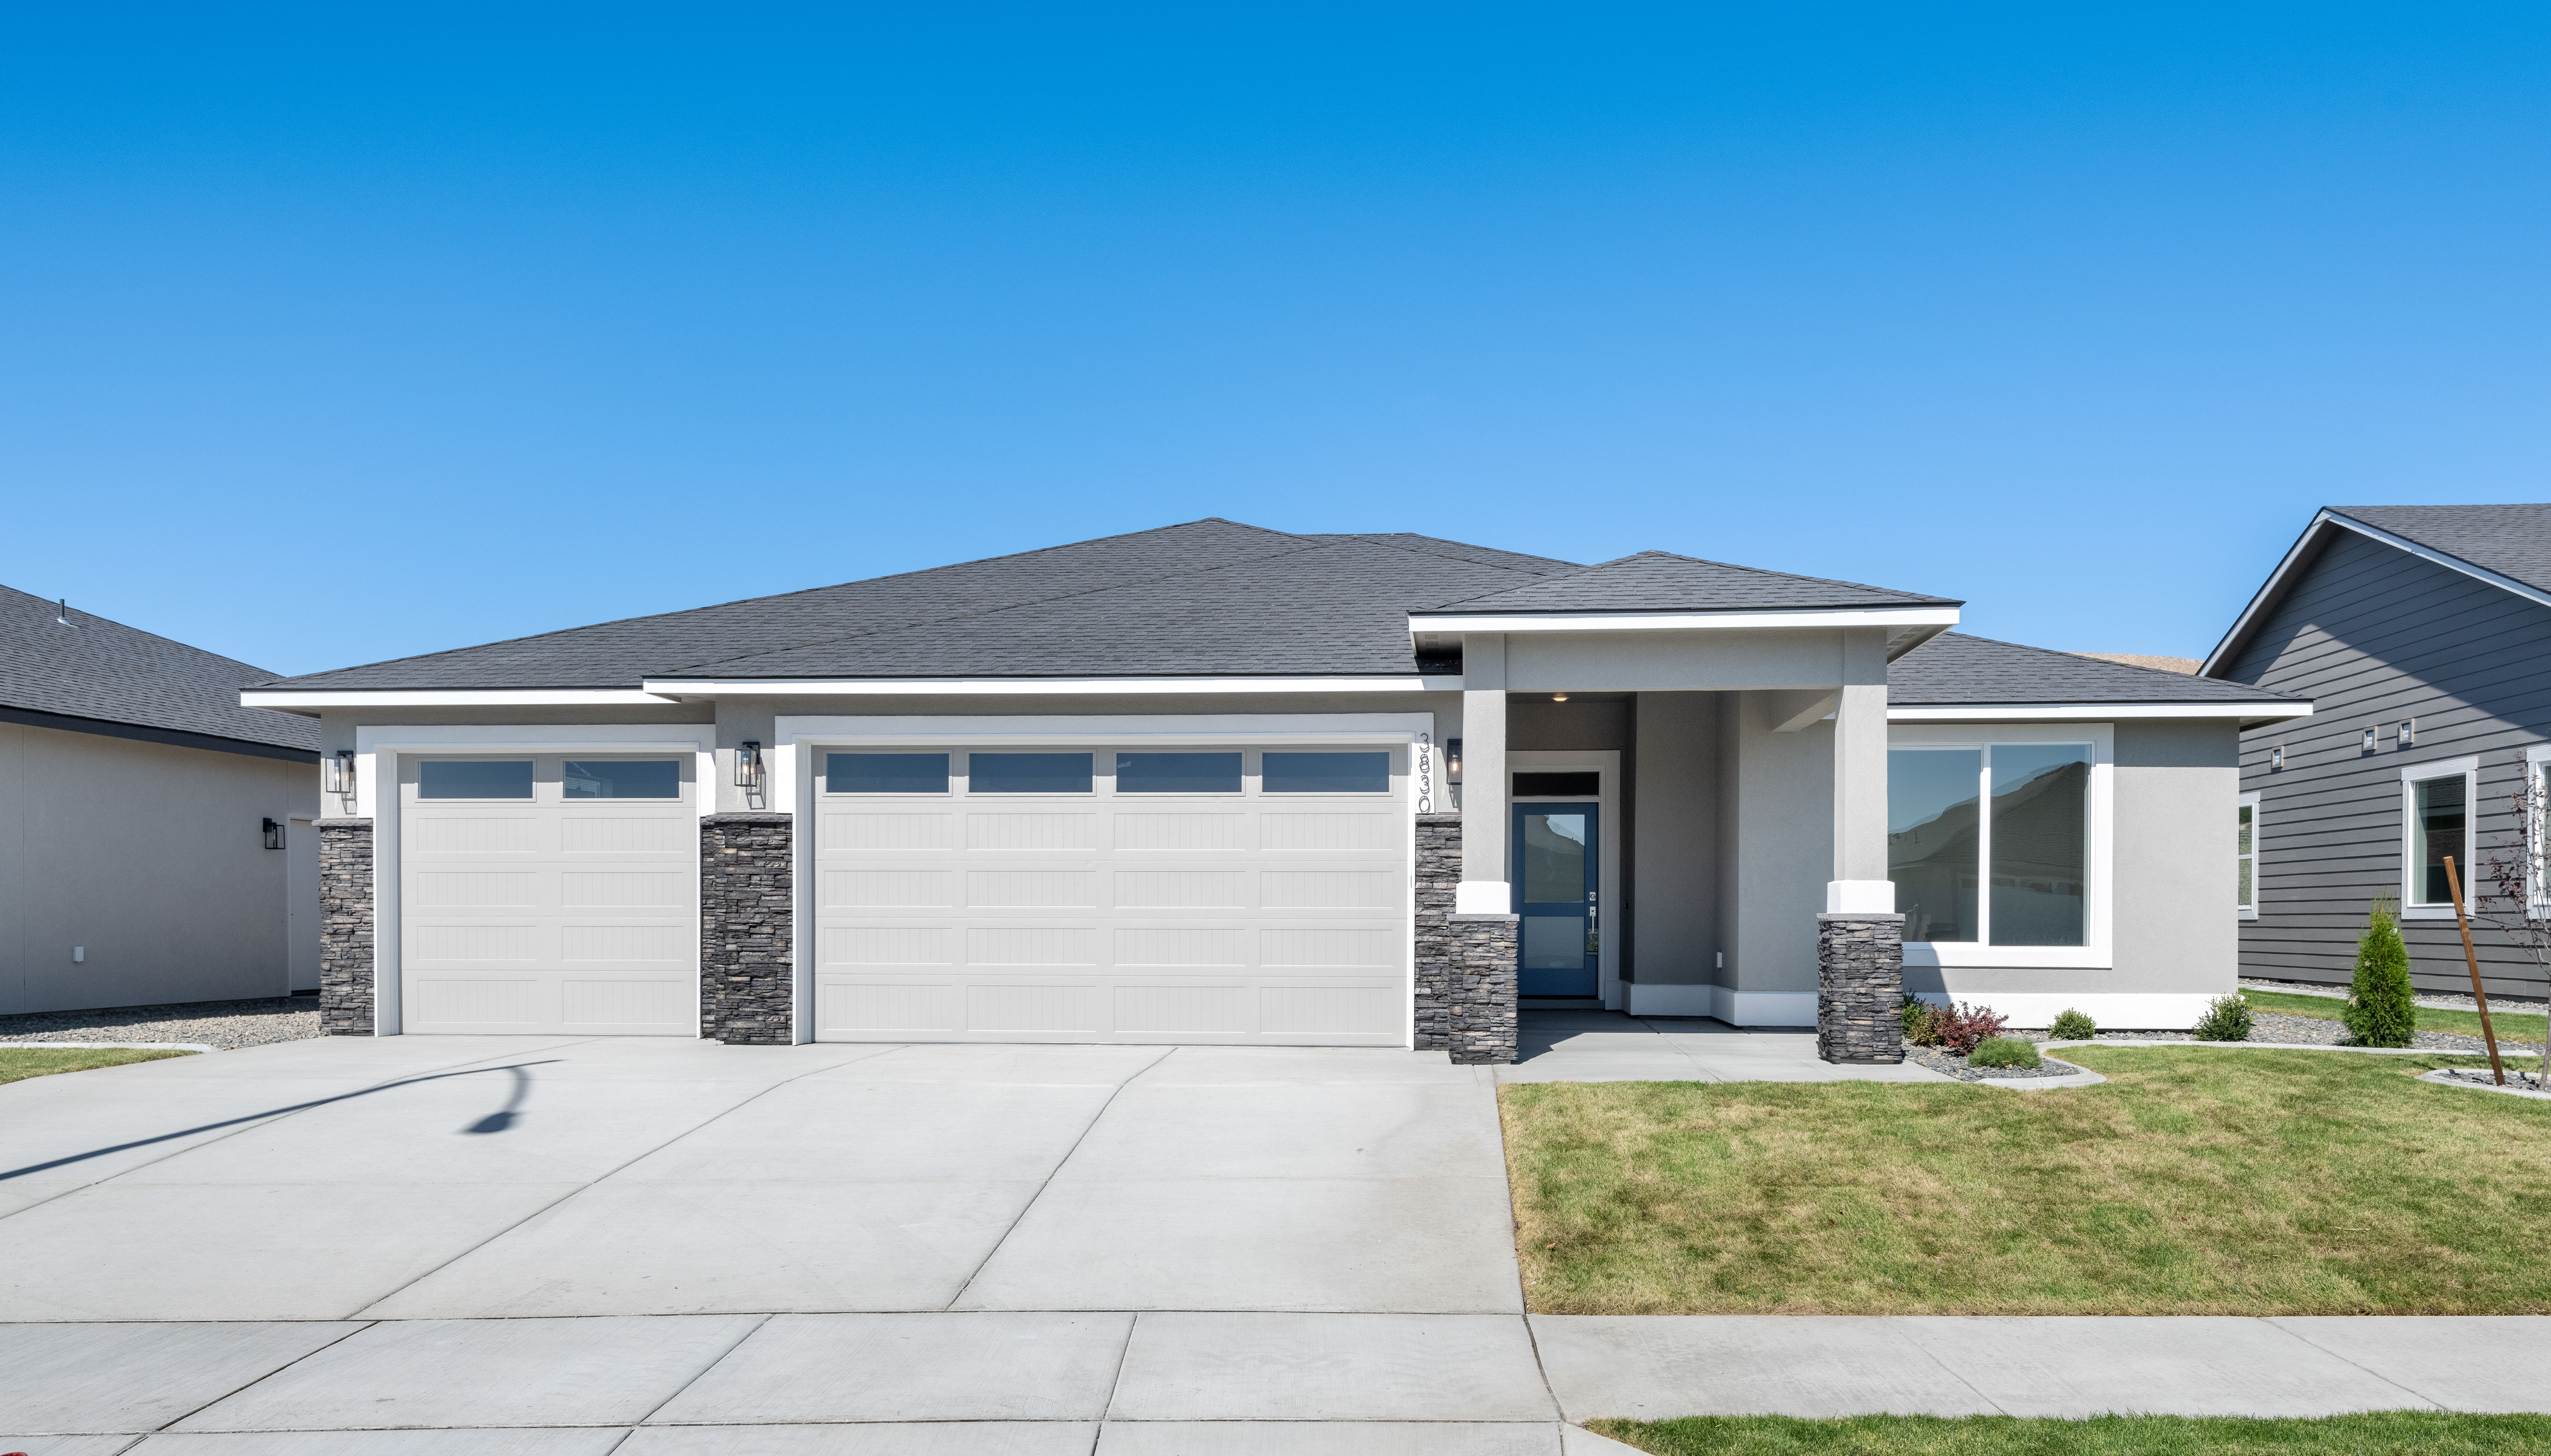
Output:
left=2230, top=529, right=2551, bottom=997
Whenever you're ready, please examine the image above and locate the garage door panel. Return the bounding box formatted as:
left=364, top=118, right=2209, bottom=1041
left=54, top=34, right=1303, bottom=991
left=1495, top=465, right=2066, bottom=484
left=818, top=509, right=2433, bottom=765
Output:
left=815, top=743, right=1409, bottom=1047
left=407, top=923, right=544, bottom=964
left=408, top=815, right=549, bottom=855
left=411, top=869, right=543, bottom=909
left=561, top=922, right=692, bottom=965
left=560, top=870, right=687, bottom=908
left=559, top=816, right=690, bottom=854
left=560, top=976, right=694, bottom=1030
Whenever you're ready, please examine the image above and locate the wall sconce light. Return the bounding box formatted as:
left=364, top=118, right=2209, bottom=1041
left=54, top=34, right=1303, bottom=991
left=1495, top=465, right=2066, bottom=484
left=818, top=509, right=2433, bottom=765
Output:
left=262, top=817, right=285, bottom=850
left=734, top=740, right=765, bottom=791
left=2400, top=719, right=2416, bottom=747
left=1445, top=738, right=1463, bottom=784
left=324, top=750, right=354, bottom=796
left=2362, top=726, right=2379, bottom=753
left=2270, top=745, right=2286, bottom=771
left=1552, top=693, right=1570, bottom=702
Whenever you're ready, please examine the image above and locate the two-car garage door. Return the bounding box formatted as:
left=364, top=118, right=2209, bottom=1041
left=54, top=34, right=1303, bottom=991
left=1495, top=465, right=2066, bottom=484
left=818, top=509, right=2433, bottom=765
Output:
left=811, top=744, right=1411, bottom=1045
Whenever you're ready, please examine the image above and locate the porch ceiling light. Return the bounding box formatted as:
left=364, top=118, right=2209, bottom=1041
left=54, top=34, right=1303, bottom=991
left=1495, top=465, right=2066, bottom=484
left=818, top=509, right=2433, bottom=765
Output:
left=1552, top=693, right=1569, bottom=702
left=323, top=749, right=354, bottom=797
left=735, top=740, right=765, bottom=790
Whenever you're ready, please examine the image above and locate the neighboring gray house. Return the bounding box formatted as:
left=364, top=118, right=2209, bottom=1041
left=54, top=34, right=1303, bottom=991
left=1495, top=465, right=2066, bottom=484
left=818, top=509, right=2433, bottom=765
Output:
left=2207, top=504, right=2551, bottom=998
left=241, top=520, right=2303, bottom=1058
left=1, top=586, right=321, bottom=1014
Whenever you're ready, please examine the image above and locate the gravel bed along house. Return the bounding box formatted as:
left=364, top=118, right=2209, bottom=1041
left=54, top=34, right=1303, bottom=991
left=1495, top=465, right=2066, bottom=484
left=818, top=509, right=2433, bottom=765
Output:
left=1904, top=1044, right=2090, bottom=1082
left=2066, top=1012, right=2545, bottom=1058
left=2240, top=976, right=2550, bottom=1017
left=2434, top=1065, right=2551, bottom=1091
left=0, top=997, right=322, bottom=1051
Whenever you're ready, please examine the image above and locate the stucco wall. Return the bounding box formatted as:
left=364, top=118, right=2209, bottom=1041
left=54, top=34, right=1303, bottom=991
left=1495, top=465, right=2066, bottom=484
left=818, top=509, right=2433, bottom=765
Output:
left=1720, top=690, right=1835, bottom=996
left=0, top=722, right=319, bottom=1014
left=1630, top=692, right=1719, bottom=986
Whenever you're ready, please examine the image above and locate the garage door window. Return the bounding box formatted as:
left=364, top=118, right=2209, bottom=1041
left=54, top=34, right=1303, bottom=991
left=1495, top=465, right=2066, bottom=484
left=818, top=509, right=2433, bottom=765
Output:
left=1117, top=752, right=1242, bottom=793
left=827, top=753, right=950, bottom=794
left=1263, top=751, right=1391, bottom=793
left=417, top=760, right=534, bottom=799
left=564, top=760, right=681, bottom=799
left=969, top=752, right=1094, bottom=793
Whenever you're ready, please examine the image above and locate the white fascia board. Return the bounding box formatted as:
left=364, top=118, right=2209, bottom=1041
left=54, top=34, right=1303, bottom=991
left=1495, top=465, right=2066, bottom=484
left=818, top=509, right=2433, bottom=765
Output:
left=2202, top=509, right=2551, bottom=677
left=1889, top=702, right=2313, bottom=722
left=644, top=676, right=1451, bottom=696
left=242, top=689, right=682, bottom=712
left=1407, top=606, right=1960, bottom=633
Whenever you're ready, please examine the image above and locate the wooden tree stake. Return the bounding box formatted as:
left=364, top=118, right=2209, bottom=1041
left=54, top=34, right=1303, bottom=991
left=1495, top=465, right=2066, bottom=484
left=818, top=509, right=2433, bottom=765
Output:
left=2443, top=856, right=2507, bottom=1085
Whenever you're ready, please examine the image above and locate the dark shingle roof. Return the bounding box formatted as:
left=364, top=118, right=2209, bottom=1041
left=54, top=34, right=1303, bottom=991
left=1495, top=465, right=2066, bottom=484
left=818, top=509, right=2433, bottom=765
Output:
left=1891, top=633, right=2304, bottom=705
left=2329, top=505, right=2551, bottom=595
left=1419, top=551, right=1959, bottom=614
left=0, top=585, right=319, bottom=752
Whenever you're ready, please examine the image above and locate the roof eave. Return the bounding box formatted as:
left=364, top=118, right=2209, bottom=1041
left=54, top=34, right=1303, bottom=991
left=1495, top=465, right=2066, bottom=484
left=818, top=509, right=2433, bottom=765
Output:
left=2202, top=509, right=2551, bottom=677
left=1890, top=700, right=2314, bottom=727
left=1407, top=605, right=1962, bottom=636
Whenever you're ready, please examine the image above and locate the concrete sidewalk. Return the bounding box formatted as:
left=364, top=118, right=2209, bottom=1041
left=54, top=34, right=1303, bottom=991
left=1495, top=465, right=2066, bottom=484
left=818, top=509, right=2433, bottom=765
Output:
left=7, top=1312, right=2549, bottom=1451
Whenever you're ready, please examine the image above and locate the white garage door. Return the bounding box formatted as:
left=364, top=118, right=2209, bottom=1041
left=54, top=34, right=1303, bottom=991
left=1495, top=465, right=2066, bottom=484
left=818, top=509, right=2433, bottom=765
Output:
left=399, top=754, right=697, bottom=1035
left=812, top=744, right=1411, bottom=1045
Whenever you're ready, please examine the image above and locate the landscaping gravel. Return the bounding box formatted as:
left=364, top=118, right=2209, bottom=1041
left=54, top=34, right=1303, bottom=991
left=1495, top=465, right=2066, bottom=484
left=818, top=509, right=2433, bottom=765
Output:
left=2067, top=1012, right=2546, bottom=1058
left=2241, top=976, right=2550, bottom=1017
left=0, top=997, right=321, bottom=1051
left=1903, top=1044, right=2090, bottom=1081
left=2434, top=1065, right=2551, bottom=1092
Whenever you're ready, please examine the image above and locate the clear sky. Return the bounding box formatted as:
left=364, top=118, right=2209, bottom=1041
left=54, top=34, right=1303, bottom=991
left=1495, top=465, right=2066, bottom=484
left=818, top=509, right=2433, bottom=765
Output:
left=4, top=5, right=2544, bottom=677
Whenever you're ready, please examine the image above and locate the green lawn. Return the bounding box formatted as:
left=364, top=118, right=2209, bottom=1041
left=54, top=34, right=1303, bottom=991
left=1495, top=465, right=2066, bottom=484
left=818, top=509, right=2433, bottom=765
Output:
left=2238, top=988, right=2548, bottom=1048
left=1500, top=1047, right=2551, bottom=1315
left=1588, top=1413, right=2551, bottom=1456
left=0, top=1046, right=196, bottom=1085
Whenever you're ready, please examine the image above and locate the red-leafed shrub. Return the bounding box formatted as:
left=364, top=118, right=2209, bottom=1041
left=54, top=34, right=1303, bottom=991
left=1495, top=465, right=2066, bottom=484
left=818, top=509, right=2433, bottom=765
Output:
left=1916, top=1000, right=2010, bottom=1056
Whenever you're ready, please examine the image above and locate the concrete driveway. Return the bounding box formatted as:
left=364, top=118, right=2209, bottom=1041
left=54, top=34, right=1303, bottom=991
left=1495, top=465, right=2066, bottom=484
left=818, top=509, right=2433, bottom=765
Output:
left=0, top=1035, right=1522, bottom=1322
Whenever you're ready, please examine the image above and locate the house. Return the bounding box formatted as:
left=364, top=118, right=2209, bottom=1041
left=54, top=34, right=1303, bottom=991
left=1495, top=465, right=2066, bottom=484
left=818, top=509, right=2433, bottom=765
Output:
left=240, top=520, right=2304, bottom=1060
left=2, top=585, right=321, bottom=1014
left=2206, top=504, right=2551, bottom=998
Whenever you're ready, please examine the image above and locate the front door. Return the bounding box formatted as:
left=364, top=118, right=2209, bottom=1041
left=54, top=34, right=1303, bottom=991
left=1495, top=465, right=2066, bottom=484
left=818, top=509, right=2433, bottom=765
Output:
left=1513, top=802, right=1598, bottom=997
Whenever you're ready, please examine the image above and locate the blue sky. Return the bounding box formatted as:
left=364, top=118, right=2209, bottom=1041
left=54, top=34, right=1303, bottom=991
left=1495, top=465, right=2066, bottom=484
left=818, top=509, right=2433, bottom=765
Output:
left=3, top=5, right=2544, bottom=676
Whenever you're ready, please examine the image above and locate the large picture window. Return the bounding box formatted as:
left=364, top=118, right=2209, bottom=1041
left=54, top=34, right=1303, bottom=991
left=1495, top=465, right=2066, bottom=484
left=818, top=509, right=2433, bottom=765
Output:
left=2401, top=758, right=2479, bottom=913
left=1889, top=740, right=2094, bottom=949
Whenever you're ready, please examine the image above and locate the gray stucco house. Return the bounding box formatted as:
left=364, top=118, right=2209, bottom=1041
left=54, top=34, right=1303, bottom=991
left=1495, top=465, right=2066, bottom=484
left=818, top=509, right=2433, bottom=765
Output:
left=242, top=520, right=2303, bottom=1059
left=2, top=585, right=321, bottom=1013
left=2207, top=504, right=2551, bottom=997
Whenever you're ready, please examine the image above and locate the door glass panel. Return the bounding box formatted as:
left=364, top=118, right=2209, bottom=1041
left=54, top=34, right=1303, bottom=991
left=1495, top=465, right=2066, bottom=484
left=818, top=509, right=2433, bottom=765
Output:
left=1889, top=749, right=1979, bottom=942
left=563, top=761, right=680, bottom=799
left=1521, top=813, right=1589, bottom=904
left=968, top=752, right=1094, bottom=794
left=1990, top=744, right=2091, bottom=947
left=2414, top=774, right=2467, bottom=904
left=1116, top=752, right=1242, bottom=793
left=827, top=753, right=949, bottom=794
left=418, top=760, right=533, bottom=800
left=1262, top=751, right=1390, bottom=793
left=1521, top=916, right=1588, bottom=969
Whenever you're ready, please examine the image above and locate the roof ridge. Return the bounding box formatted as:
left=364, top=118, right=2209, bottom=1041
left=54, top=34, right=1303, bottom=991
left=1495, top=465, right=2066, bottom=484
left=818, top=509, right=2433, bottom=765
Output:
left=1310, top=532, right=1580, bottom=577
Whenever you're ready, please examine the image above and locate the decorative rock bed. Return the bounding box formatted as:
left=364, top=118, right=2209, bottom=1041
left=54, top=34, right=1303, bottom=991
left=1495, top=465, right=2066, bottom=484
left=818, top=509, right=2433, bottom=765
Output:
left=2079, top=1012, right=2545, bottom=1058
left=1903, top=1044, right=2092, bottom=1082
left=0, top=997, right=321, bottom=1051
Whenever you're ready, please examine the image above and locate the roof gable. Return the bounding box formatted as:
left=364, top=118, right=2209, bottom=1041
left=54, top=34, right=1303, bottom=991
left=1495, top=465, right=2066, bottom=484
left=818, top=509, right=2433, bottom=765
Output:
left=1420, top=550, right=1958, bottom=614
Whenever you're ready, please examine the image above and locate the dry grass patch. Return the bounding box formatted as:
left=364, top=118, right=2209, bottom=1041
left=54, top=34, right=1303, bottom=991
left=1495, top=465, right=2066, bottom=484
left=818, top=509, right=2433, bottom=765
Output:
left=0, top=1046, right=196, bottom=1085
left=1502, top=1047, right=2551, bottom=1314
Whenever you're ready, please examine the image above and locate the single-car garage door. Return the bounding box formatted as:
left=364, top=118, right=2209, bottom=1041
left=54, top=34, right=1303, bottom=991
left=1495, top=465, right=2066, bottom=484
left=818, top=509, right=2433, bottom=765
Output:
left=400, top=754, right=697, bottom=1035
left=813, top=744, right=1410, bottom=1045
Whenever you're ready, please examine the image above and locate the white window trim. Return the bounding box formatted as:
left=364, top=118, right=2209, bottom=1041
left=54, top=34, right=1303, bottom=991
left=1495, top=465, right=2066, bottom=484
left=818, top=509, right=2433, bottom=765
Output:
left=2237, top=791, right=2260, bottom=921
left=773, top=712, right=1436, bottom=1050
left=1509, top=751, right=1622, bottom=1012
left=2528, top=745, right=2551, bottom=912
left=2399, top=755, right=2482, bottom=919
left=1889, top=722, right=2114, bottom=970
left=349, top=724, right=720, bottom=1039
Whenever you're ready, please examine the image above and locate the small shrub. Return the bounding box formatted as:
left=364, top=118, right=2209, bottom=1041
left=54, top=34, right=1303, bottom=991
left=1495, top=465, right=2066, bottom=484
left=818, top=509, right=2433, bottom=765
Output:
left=2049, top=1008, right=2097, bottom=1041
left=1900, top=996, right=1939, bottom=1045
left=1929, top=1000, right=2011, bottom=1055
left=2344, top=902, right=2418, bottom=1048
left=1967, top=1036, right=2042, bottom=1070
left=2191, top=993, right=2254, bottom=1042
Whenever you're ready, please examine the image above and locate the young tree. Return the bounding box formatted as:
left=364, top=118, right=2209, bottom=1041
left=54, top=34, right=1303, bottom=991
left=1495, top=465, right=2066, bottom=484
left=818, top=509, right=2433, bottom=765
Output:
left=2344, top=900, right=2417, bottom=1048
left=2475, top=783, right=2551, bottom=1088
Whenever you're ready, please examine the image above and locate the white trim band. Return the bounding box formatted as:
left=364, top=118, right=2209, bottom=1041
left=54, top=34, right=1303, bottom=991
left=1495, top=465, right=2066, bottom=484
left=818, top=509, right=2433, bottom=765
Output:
left=1408, top=607, right=1960, bottom=633
left=246, top=689, right=683, bottom=711
left=649, top=676, right=1454, bottom=696
left=1890, top=702, right=2310, bottom=722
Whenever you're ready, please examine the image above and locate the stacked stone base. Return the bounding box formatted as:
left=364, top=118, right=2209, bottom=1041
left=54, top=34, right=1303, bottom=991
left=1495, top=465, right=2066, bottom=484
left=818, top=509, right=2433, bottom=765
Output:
left=700, top=813, right=795, bottom=1045
left=1816, top=912, right=1906, bottom=1063
left=316, top=818, right=375, bottom=1036
left=1413, top=813, right=1520, bottom=1064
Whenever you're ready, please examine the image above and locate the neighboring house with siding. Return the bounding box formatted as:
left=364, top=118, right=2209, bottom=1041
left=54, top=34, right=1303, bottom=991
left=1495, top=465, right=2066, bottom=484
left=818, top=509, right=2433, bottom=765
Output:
left=1, top=586, right=322, bottom=1014
left=2205, top=504, right=2551, bottom=998
left=240, top=520, right=2303, bottom=1057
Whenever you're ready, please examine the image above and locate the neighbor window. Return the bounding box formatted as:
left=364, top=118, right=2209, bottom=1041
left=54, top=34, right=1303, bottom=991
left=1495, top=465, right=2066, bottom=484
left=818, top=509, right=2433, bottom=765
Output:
left=564, top=760, right=680, bottom=799
left=417, top=760, right=533, bottom=800
left=2406, top=765, right=2473, bottom=907
left=1262, top=751, right=1391, bottom=793
left=968, top=752, right=1094, bottom=794
left=1116, top=752, right=1242, bottom=793
left=1887, top=742, right=2091, bottom=947
left=826, top=753, right=950, bottom=794
left=2237, top=792, right=2259, bottom=917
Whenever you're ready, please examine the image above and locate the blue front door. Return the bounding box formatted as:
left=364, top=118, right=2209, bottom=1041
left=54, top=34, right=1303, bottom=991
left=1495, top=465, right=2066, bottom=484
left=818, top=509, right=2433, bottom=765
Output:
left=1513, top=802, right=1598, bottom=997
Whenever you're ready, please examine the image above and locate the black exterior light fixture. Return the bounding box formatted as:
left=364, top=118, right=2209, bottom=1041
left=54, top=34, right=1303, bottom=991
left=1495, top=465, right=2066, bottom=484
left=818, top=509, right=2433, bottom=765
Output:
left=324, top=749, right=355, bottom=796
left=262, top=817, right=285, bottom=850
left=734, top=740, right=765, bottom=791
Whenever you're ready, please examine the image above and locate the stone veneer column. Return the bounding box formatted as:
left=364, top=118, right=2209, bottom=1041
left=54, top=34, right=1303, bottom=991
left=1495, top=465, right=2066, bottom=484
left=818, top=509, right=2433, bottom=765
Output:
left=700, top=813, right=795, bottom=1045
left=1816, top=912, right=1905, bottom=1063
left=316, top=818, right=375, bottom=1036
left=1414, top=811, right=1519, bottom=1064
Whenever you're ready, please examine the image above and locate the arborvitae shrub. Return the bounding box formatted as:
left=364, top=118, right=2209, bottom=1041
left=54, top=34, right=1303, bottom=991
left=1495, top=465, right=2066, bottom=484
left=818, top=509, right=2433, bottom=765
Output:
left=2192, top=993, right=2254, bottom=1042
left=2344, top=903, right=2418, bottom=1048
left=2049, top=1008, right=2097, bottom=1040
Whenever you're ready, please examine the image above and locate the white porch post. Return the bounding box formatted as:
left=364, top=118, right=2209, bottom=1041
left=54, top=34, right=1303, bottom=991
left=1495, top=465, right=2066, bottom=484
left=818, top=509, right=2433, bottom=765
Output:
left=1827, top=631, right=1893, bottom=912
left=1458, top=633, right=1511, bottom=913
